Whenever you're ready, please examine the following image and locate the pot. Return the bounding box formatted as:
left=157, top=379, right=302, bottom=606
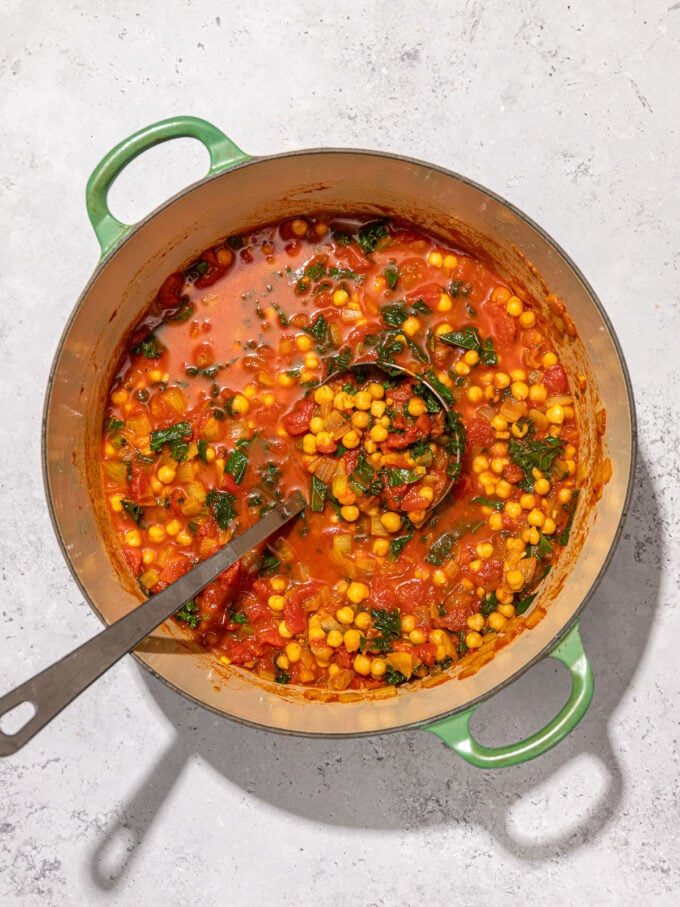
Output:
left=43, top=116, right=636, bottom=767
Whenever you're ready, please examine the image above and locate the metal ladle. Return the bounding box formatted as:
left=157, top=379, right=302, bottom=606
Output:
left=317, top=359, right=464, bottom=510
left=0, top=493, right=306, bottom=756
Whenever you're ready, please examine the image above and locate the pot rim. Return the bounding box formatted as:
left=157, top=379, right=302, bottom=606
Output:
left=41, top=146, right=638, bottom=737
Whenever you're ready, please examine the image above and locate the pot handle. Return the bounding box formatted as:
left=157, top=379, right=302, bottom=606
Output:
left=86, top=116, right=250, bottom=257
left=423, top=622, right=593, bottom=768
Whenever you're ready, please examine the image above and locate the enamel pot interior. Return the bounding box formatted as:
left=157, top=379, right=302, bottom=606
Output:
left=43, top=151, right=634, bottom=736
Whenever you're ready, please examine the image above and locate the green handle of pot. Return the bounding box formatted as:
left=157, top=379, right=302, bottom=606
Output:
left=86, top=116, right=250, bottom=257
left=424, top=622, right=593, bottom=768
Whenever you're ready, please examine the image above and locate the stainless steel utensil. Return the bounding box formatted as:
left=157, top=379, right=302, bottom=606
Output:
left=0, top=493, right=306, bottom=756
left=318, top=360, right=464, bottom=510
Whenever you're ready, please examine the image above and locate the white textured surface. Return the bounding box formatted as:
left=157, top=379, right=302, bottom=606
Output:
left=0, top=1, right=678, bottom=903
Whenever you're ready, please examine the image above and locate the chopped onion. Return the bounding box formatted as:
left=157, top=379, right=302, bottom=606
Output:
left=528, top=408, right=549, bottom=431
left=333, top=533, right=353, bottom=556
left=103, top=460, right=128, bottom=486
left=272, top=537, right=295, bottom=564
left=499, top=399, right=526, bottom=423
left=546, top=395, right=573, bottom=407
left=292, top=561, right=310, bottom=582
left=340, top=307, right=363, bottom=323
left=315, top=458, right=338, bottom=483
left=370, top=515, right=389, bottom=537
left=329, top=322, right=343, bottom=347
left=355, top=557, right=376, bottom=576
left=478, top=405, right=496, bottom=423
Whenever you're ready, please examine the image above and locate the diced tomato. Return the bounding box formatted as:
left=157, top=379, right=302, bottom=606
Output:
left=123, top=547, right=142, bottom=575
left=475, top=557, right=504, bottom=586
left=343, top=449, right=360, bottom=475
left=158, top=555, right=193, bottom=585
left=157, top=272, right=184, bottom=309
left=483, top=301, right=516, bottom=348
left=405, top=281, right=442, bottom=309
left=543, top=364, right=569, bottom=394
left=192, top=342, right=215, bottom=368
left=503, top=463, right=523, bottom=484
left=242, top=593, right=270, bottom=624
left=333, top=243, right=371, bottom=273
left=221, top=473, right=240, bottom=495
left=466, top=417, right=495, bottom=449
left=282, top=398, right=315, bottom=436
left=129, top=459, right=152, bottom=499
left=254, top=625, right=286, bottom=648
left=283, top=596, right=306, bottom=634
left=400, top=485, right=431, bottom=512
left=413, top=642, right=437, bottom=666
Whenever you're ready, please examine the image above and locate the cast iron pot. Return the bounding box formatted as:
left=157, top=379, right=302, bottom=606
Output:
left=43, top=116, right=636, bottom=768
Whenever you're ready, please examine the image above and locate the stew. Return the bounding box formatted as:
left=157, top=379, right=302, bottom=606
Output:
left=102, top=215, right=582, bottom=692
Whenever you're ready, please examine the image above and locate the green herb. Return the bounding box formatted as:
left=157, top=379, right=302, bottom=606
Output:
left=440, top=410, right=466, bottom=480
left=480, top=337, right=497, bottom=366
left=471, top=495, right=503, bottom=511
left=413, top=383, right=442, bottom=414
left=403, top=335, right=429, bottom=364
left=410, top=439, right=434, bottom=462
left=515, top=593, right=537, bottom=616
left=349, top=453, right=382, bottom=496
left=370, top=607, right=401, bottom=652
left=231, top=612, right=248, bottom=624
left=425, top=532, right=456, bottom=565
left=424, top=369, right=455, bottom=406
left=384, top=467, right=420, bottom=487
left=381, top=304, right=408, bottom=327
left=357, top=220, right=389, bottom=254
left=175, top=600, right=202, bottom=630
left=449, top=280, right=471, bottom=297
left=384, top=665, right=407, bottom=686
left=260, top=552, right=281, bottom=574
left=106, top=417, right=124, bottom=433
left=226, top=448, right=249, bottom=484
left=456, top=631, right=468, bottom=657
left=333, top=231, right=353, bottom=246
left=528, top=532, right=553, bottom=559
left=304, top=261, right=326, bottom=281
left=480, top=591, right=498, bottom=616
left=258, top=461, right=282, bottom=491
left=167, top=301, right=195, bottom=322
left=375, top=331, right=404, bottom=368
left=304, top=313, right=334, bottom=352
left=275, top=667, right=291, bottom=684
left=328, top=267, right=364, bottom=282
left=198, top=440, right=209, bottom=464
left=557, top=490, right=580, bottom=546
left=131, top=332, right=165, bottom=359
left=389, top=531, right=413, bottom=560
left=206, top=490, right=237, bottom=529
left=438, top=326, right=497, bottom=366
left=227, top=235, right=244, bottom=250
left=271, top=302, right=289, bottom=326
left=149, top=421, right=192, bottom=462
left=326, top=346, right=352, bottom=377
left=509, top=435, right=564, bottom=490
left=411, top=298, right=430, bottom=314
left=121, top=499, right=144, bottom=525
left=310, top=476, right=327, bottom=512
left=383, top=263, right=399, bottom=289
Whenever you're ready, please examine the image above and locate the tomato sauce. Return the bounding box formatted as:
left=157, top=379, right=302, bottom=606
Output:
left=101, top=215, right=581, bottom=692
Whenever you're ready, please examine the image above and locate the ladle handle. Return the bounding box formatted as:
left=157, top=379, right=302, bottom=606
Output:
left=86, top=115, right=251, bottom=257
left=0, top=495, right=305, bottom=756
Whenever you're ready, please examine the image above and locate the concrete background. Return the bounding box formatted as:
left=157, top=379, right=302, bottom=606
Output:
left=0, top=1, right=678, bottom=903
